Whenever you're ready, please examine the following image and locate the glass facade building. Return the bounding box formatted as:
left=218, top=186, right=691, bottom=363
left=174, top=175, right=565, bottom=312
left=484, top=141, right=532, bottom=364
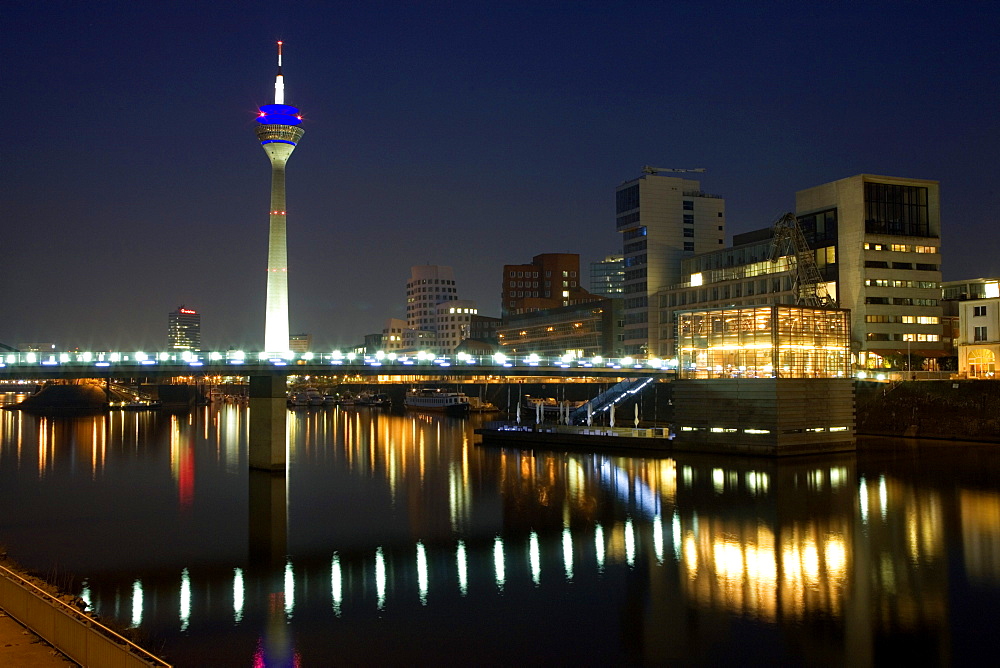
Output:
left=676, top=305, right=851, bottom=379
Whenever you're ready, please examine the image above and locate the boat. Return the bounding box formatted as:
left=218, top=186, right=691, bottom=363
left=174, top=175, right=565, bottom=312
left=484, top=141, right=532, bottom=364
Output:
left=467, top=396, right=499, bottom=412
left=356, top=392, right=391, bottom=408
left=287, top=391, right=310, bottom=407
left=304, top=387, right=325, bottom=406
left=207, top=387, right=224, bottom=403
left=404, top=388, right=471, bottom=415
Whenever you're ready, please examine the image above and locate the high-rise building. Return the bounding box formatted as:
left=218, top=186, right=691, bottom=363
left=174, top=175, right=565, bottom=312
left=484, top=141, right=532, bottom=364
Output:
left=256, top=41, right=305, bottom=353
left=655, top=174, right=944, bottom=370
left=796, top=174, right=943, bottom=367
left=407, top=265, right=459, bottom=329
left=501, top=253, right=600, bottom=316
left=615, top=168, right=726, bottom=356
left=589, top=254, right=625, bottom=297
left=168, top=307, right=201, bottom=351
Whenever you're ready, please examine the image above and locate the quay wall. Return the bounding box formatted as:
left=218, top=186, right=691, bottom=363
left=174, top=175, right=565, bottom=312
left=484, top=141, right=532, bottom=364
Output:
left=856, top=379, right=1000, bottom=442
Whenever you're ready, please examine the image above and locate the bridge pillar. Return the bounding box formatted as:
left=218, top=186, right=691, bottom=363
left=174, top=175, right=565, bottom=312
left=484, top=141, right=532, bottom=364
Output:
left=249, top=376, right=287, bottom=471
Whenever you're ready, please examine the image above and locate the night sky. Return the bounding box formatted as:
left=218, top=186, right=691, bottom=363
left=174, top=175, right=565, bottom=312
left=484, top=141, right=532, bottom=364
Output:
left=5, top=1, right=999, bottom=351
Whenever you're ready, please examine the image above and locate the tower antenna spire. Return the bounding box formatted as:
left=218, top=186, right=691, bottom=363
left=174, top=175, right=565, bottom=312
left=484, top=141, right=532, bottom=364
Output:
left=274, top=41, right=285, bottom=104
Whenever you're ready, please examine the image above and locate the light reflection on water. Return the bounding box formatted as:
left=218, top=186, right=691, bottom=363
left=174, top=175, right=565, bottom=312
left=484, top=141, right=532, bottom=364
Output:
left=1, top=396, right=999, bottom=665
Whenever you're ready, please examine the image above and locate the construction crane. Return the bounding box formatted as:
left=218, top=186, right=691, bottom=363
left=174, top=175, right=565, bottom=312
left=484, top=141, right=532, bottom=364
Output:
left=641, top=166, right=706, bottom=175
left=769, top=212, right=835, bottom=307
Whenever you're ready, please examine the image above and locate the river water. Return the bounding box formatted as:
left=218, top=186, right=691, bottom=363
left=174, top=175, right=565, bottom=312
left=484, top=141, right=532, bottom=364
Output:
left=1, top=392, right=999, bottom=666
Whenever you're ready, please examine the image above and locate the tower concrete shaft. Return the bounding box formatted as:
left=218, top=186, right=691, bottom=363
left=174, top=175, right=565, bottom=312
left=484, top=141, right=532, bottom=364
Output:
left=257, top=125, right=304, bottom=353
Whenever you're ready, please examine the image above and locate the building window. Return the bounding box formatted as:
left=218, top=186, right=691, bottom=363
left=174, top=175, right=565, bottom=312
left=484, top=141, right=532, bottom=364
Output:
left=864, top=182, right=930, bottom=236
left=684, top=242, right=695, bottom=251
left=974, top=305, right=987, bottom=316
left=683, top=228, right=694, bottom=237
left=974, top=326, right=988, bottom=341
left=616, top=184, right=639, bottom=213
left=683, top=200, right=694, bottom=211
left=683, top=214, right=694, bottom=224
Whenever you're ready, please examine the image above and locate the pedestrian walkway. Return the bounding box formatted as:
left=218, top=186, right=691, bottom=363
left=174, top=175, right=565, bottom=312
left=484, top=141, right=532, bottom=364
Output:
left=0, top=608, right=76, bottom=666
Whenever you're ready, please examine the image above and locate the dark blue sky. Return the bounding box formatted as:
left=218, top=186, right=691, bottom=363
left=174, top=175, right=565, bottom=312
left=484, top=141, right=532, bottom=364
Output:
left=5, top=0, right=998, bottom=350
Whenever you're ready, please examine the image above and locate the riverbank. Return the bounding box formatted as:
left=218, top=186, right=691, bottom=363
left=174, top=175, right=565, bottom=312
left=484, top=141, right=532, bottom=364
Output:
left=0, top=558, right=169, bottom=667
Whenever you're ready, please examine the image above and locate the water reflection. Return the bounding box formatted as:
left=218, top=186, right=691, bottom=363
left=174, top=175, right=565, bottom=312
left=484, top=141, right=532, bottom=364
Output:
left=0, top=400, right=998, bottom=665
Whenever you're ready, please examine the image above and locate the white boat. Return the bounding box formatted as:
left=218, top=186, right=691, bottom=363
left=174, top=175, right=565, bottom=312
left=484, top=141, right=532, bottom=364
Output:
left=305, top=387, right=325, bottom=406
left=404, top=388, right=471, bottom=415
left=287, top=391, right=310, bottom=407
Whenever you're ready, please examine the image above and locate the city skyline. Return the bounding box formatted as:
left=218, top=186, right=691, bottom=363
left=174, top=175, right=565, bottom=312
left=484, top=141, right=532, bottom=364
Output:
left=5, top=1, right=999, bottom=350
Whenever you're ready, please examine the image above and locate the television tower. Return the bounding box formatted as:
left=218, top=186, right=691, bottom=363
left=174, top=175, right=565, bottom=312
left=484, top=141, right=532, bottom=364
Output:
left=256, top=41, right=304, bottom=353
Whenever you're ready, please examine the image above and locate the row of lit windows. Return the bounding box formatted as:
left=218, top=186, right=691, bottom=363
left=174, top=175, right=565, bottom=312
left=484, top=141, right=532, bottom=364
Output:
left=865, top=279, right=940, bottom=289
left=408, top=279, right=455, bottom=286
left=864, top=243, right=937, bottom=253
left=866, top=333, right=940, bottom=341
left=865, top=297, right=938, bottom=306
left=507, top=270, right=575, bottom=278
left=865, top=315, right=940, bottom=324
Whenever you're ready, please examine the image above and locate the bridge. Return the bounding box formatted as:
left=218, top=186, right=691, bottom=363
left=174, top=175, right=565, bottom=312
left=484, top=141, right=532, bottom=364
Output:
left=0, top=350, right=677, bottom=381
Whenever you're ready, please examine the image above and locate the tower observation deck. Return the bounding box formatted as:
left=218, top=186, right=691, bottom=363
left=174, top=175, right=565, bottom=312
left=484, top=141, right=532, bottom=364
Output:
left=256, top=41, right=304, bottom=354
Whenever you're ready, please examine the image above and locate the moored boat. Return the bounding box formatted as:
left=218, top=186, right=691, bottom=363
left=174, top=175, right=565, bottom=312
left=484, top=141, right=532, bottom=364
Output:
left=356, top=392, right=391, bottom=408
left=404, top=388, right=471, bottom=415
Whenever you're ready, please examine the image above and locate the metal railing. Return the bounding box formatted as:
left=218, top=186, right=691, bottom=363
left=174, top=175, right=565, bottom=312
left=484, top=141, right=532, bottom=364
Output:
left=0, top=563, right=170, bottom=667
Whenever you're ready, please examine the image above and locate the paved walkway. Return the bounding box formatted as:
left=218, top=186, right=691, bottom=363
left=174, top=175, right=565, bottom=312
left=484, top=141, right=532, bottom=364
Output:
left=0, top=608, right=76, bottom=666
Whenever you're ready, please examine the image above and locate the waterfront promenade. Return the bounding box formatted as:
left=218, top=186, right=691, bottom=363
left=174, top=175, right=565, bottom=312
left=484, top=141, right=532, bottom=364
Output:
left=0, top=608, right=75, bottom=666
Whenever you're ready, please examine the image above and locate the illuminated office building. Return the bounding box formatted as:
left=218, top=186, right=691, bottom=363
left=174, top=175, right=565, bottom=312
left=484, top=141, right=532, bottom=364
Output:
left=168, top=307, right=201, bottom=351
left=656, top=174, right=943, bottom=369
left=589, top=254, right=625, bottom=297
left=256, top=42, right=305, bottom=353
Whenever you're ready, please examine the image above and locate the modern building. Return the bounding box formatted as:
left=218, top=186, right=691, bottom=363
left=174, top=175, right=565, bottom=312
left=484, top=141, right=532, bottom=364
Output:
left=589, top=254, right=625, bottom=297
left=615, top=167, right=726, bottom=357
left=468, top=314, right=502, bottom=346
left=289, top=333, right=311, bottom=353
left=956, top=296, right=999, bottom=378
left=168, top=307, right=201, bottom=352
left=675, top=304, right=852, bottom=379
left=671, top=304, right=855, bottom=455
left=496, top=298, right=623, bottom=358
left=797, top=174, right=943, bottom=368
left=941, top=278, right=999, bottom=359
left=376, top=265, right=477, bottom=355
left=256, top=41, right=305, bottom=353
left=435, top=300, right=479, bottom=353
left=502, top=253, right=600, bottom=316
left=655, top=174, right=943, bottom=370
left=407, top=265, right=459, bottom=329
